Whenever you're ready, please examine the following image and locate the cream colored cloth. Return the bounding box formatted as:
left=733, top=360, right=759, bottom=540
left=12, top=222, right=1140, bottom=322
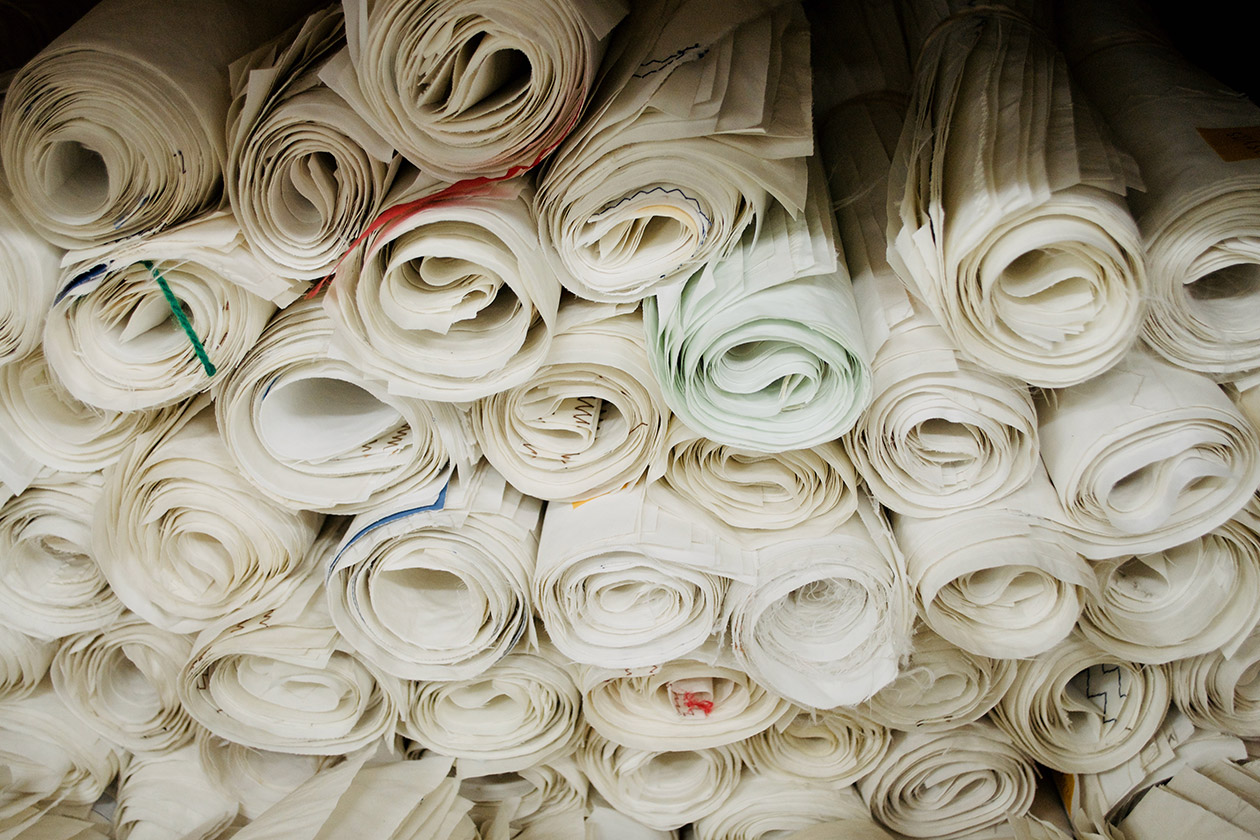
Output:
left=460, top=758, right=587, bottom=840
left=0, top=182, right=60, bottom=369
left=1171, top=618, right=1260, bottom=738
left=51, top=613, right=194, bottom=753
left=886, top=2, right=1145, bottom=387
left=215, top=299, right=461, bottom=515
left=689, top=773, right=871, bottom=840
left=0, top=0, right=314, bottom=247
left=471, top=299, right=670, bottom=502
left=992, top=632, right=1170, bottom=774
left=327, top=463, right=541, bottom=681
left=735, top=705, right=890, bottom=788
left=94, top=406, right=323, bottom=634
left=0, top=626, right=55, bottom=702
left=324, top=0, right=625, bottom=181
left=537, top=0, right=813, bottom=301
left=112, top=745, right=237, bottom=840
left=197, top=730, right=337, bottom=822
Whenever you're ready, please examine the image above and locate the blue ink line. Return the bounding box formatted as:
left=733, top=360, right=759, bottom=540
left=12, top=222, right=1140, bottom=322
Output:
left=329, top=483, right=450, bottom=572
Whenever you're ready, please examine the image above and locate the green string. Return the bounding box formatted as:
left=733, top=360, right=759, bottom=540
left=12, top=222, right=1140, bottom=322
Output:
left=141, top=260, right=216, bottom=377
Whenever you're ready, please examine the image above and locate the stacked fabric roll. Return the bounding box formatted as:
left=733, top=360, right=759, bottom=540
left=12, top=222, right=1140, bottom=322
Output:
left=6, top=0, right=1260, bottom=837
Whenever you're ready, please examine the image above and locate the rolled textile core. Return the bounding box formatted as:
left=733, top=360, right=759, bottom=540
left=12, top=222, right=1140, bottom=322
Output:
left=1078, top=517, right=1260, bottom=664
left=112, top=745, right=237, bottom=840
left=51, top=613, right=194, bottom=753
left=0, top=472, right=123, bottom=640
left=471, top=299, right=670, bottom=502
left=325, top=0, right=625, bottom=181
left=326, top=464, right=541, bottom=682
left=460, top=759, right=587, bottom=840
left=215, top=299, right=459, bottom=516
left=886, top=4, right=1146, bottom=387
left=536, top=0, right=813, bottom=302
left=856, top=721, right=1037, bottom=840
left=1037, top=348, right=1260, bottom=559
left=0, top=180, right=60, bottom=368
left=1170, top=620, right=1260, bottom=738
left=0, top=625, right=55, bottom=701
left=0, top=0, right=316, bottom=247
left=93, top=407, right=323, bottom=634
left=579, top=731, right=742, bottom=832
left=197, top=730, right=336, bottom=822
left=893, top=468, right=1092, bottom=659
left=735, top=705, right=890, bottom=789
left=324, top=178, right=562, bottom=403
left=863, top=624, right=1015, bottom=732
left=690, top=773, right=872, bottom=840
left=991, top=632, right=1170, bottom=774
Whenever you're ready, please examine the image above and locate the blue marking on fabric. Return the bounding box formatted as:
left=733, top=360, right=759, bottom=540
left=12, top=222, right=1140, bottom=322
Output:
left=54, top=263, right=108, bottom=305
left=330, top=482, right=450, bottom=571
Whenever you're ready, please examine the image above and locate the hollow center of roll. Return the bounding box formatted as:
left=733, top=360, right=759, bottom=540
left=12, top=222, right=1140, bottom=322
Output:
left=104, top=652, right=161, bottom=718
left=281, top=151, right=339, bottom=229
left=42, top=139, right=109, bottom=217
left=423, top=36, right=530, bottom=117
left=1188, top=262, right=1260, bottom=329
left=374, top=567, right=474, bottom=641
left=910, top=418, right=981, bottom=470
left=994, top=248, right=1097, bottom=347
left=258, top=377, right=402, bottom=462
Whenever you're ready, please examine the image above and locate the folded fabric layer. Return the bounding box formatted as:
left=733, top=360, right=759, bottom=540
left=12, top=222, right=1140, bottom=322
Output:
left=325, top=0, right=624, bottom=181
left=1061, top=0, right=1260, bottom=376
left=216, top=299, right=460, bottom=515
left=0, top=626, right=55, bottom=701
left=0, top=682, right=120, bottom=828
left=579, top=732, right=741, bottom=832
left=0, top=181, right=60, bottom=368
left=886, top=2, right=1146, bottom=387
left=538, top=0, right=812, bottom=301
left=327, top=464, right=540, bottom=682
left=893, top=468, right=1092, bottom=659
left=326, top=178, right=562, bottom=402
left=726, top=497, right=912, bottom=709
left=535, top=482, right=751, bottom=669
left=689, top=773, right=871, bottom=840
left=94, top=407, right=322, bottom=634
left=991, top=632, right=1170, bottom=773
left=112, top=745, right=237, bottom=840
left=0, top=0, right=313, bottom=247
left=472, top=299, right=670, bottom=502
left=651, top=417, right=858, bottom=532
left=644, top=166, right=871, bottom=452
left=44, top=221, right=277, bottom=412
left=856, top=720, right=1037, bottom=840
left=585, top=796, right=677, bottom=840
left=1037, top=348, right=1260, bottom=559
left=579, top=641, right=794, bottom=751
left=735, top=705, right=890, bottom=788
left=51, top=613, right=194, bottom=753
left=197, top=731, right=337, bottom=823
left=400, top=640, right=583, bottom=775
left=1078, top=517, right=1260, bottom=664
left=0, top=473, right=122, bottom=640
left=180, top=572, right=403, bottom=756
left=863, top=624, right=1015, bottom=732
left=460, top=758, right=587, bottom=840
left=1171, top=618, right=1260, bottom=738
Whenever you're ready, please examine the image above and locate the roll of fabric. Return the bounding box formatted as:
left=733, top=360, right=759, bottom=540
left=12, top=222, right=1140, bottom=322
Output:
left=856, top=721, right=1037, bottom=840
left=0, top=682, right=120, bottom=827
left=1038, top=348, right=1260, bottom=559
left=886, top=1, right=1146, bottom=387
left=726, top=497, right=913, bottom=709
left=735, top=705, right=890, bottom=789
left=94, top=406, right=323, bottom=634
left=1078, top=517, right=1260, bottom=664
left=323, top=0, right=625, bottom=181
left=0, top=180, right=60, bottom=368
left=43, top=218, right=278, bottom=412
left=824, top=93, right=1039, bottom=516
left=585, top=796, right=677, bottom=840
left=112, top=745, right=237, bottom=840
left=460, top=758, right=587, bottom=840
left=1170, top=619, right=1260, bottom=738
left=0, top=472, right=122, bottom=640
left=180, top=572, right=403, bottom=756
left=537, top=0, right=812, bottom=301
left=534, top=481, right=752, bottom=669
left=651, top=417, right=859, bottom=533
left=399, top=639, right=583, bottom=775
left=644, top=167, right=871, bottom=453
left=1061, top=0, right=1260, bottom=376
left=325, top=178, right=563, bottom=403
left=893, top=468, right=1093, bottom=659
left=690, top=774, right=872, bottom=840
left=579, top=641, right=794, bottom=751
left=215, top=299, right=461, bottom=515
left=991, top=632, right=1170, bottom=773
left=0, top=0, right=314, bottom=247
left=327, top=463, right=541, bottom=682
left=197, top=730, right=337, bottom=823
left=863, top=624, right=1016, bottom=733
left=50, top=613, right=193, bottom=753
left=579, top=732, right=741, bottom=832
left=0, top=625, right=55, bottom=701
left=471, top=298, right=670, bottom=502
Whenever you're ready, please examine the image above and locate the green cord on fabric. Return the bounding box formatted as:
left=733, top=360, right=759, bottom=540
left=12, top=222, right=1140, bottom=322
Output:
left=141, top=260, right=217, bottom=377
